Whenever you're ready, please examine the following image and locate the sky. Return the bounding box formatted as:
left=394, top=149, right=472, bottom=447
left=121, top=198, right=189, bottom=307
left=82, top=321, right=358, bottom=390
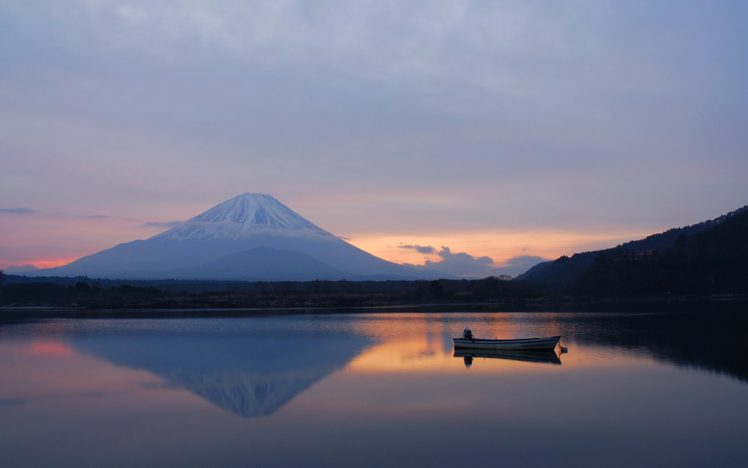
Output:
left=1, top=1, right=747, bottom=276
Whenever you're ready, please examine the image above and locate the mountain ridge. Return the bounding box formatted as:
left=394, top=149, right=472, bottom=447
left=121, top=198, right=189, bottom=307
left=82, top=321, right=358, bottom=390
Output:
left=31, top=193, right=447, bottom=281
left=519, top=205, right=748, bottom=295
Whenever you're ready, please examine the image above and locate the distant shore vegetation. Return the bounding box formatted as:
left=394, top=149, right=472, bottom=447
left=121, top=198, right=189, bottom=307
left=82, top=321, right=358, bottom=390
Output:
left=1, top=272, right=746, bottom=312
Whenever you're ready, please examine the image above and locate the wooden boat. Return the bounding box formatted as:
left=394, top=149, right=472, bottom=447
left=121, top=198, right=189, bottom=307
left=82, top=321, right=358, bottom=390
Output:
left=453, top=329, right=561, bottom=351
left=453, top=348, right=562, bottom=365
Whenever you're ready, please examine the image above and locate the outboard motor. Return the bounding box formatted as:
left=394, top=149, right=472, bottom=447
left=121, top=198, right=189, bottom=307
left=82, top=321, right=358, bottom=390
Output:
left=463, top=328, right=473, bottom=340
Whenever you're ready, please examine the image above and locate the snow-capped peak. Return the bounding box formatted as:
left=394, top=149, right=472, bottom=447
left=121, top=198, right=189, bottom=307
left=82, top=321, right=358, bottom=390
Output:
left=152, top=193, right=332, bottom=241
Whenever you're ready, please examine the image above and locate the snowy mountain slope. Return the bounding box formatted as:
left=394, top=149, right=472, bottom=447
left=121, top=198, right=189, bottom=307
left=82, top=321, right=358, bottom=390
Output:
left=154, top=193, right=331, bottom=241
left=35, top=193, right=446, bottom=280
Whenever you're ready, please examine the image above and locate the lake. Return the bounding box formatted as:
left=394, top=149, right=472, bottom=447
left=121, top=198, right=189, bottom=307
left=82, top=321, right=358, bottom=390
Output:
left=1, top=310, right=747, bottom=467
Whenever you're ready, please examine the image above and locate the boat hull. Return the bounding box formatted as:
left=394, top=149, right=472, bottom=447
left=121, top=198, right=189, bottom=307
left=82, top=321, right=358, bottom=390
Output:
left=453, top=335, right=561, bottom=351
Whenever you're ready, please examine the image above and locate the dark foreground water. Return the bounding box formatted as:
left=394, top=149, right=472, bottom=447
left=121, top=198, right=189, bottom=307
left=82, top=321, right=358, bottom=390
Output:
left=1, top=311, right=748, bottom=467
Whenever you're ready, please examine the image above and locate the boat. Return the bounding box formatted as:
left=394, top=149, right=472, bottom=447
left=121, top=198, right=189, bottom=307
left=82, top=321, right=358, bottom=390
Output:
left=453, top=328, right=561, bottom=351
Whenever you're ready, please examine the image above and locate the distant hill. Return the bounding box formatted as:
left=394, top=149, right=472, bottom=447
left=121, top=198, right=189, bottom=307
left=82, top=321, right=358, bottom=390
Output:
left=2, top=265, right=39, bottom=275
left=518, top=206, right=748, bottom=296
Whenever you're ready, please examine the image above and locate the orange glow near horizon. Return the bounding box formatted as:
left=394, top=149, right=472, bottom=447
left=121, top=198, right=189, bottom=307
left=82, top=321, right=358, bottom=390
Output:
left=2, top=257, right=78, bottom=269
left=345, top=228, right=650, bottom=266
left=343, top=313, right=654, bottom=374
left=29, top=258, right=77, bottom=269
left=0, top=225, right=650, bottom=271
left=0, top=220, right=648, bottom=269
left=28, top=341, right=74, bottom=357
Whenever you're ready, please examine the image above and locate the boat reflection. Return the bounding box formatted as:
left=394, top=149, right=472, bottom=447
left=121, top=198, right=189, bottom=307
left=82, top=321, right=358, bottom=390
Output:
left=454, top=348, right=562, bottom=368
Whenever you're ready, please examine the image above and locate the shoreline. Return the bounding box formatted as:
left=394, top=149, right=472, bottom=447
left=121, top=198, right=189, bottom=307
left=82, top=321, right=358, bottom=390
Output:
left=2, top=296, right=746, bottom=319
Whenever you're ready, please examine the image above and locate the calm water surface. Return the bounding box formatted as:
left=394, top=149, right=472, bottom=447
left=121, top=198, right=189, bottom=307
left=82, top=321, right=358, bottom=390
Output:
left=1, top=311, right=747, bottom=467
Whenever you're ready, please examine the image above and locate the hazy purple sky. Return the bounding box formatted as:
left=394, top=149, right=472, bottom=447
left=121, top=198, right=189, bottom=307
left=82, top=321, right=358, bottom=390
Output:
left=1, top=1, right=746, bottom=271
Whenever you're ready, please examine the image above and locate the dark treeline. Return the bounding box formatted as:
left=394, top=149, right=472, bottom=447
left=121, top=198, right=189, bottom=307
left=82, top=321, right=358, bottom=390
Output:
left=1, top=269, right=746, bottom=310
left=0, top=273, right=544, bottom=309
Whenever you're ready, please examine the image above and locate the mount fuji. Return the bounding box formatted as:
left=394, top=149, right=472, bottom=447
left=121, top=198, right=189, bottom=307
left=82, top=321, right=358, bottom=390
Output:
left=36, top=193, right=444, bottom=281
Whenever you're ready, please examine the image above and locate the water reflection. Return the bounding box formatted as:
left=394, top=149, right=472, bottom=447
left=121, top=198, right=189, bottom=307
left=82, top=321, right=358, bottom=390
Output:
left=71, top=329, right=372, bottom=417
left=555, top=311, right=748, bottom=381
left=453, top=349, right=563, bottom=368
left=1, top=311, right=748, bottom=467
left=341, top=310, right=748, bottom=381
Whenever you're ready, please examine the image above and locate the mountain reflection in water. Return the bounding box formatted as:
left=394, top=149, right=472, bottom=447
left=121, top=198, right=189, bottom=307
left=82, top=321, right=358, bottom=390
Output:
left=73, top=331, right=372, bottom=417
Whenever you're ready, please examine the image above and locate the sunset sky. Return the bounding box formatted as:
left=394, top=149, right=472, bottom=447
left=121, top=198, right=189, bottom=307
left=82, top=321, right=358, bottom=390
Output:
left=1, top=1, right=747, bottom=274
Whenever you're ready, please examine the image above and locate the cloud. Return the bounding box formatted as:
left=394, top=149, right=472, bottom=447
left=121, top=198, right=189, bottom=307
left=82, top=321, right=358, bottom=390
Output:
left=70, top=0, right=545, bottom=93
left=0, top=208, right=35, bottom=214
left=406, top=246, right=495, bottom=278
left=398, top=244, right=436, bottom=254
left=423, top=246, right=494, bottom=278
left=142, top=220, right=183, bottom=229
left=2, top=0, right=747, bottom=267
left=411, top=247, right=548, bottom=279
left=0, top=398, right=27, bottom=407
left=0, top=208, right=128, bottom=221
